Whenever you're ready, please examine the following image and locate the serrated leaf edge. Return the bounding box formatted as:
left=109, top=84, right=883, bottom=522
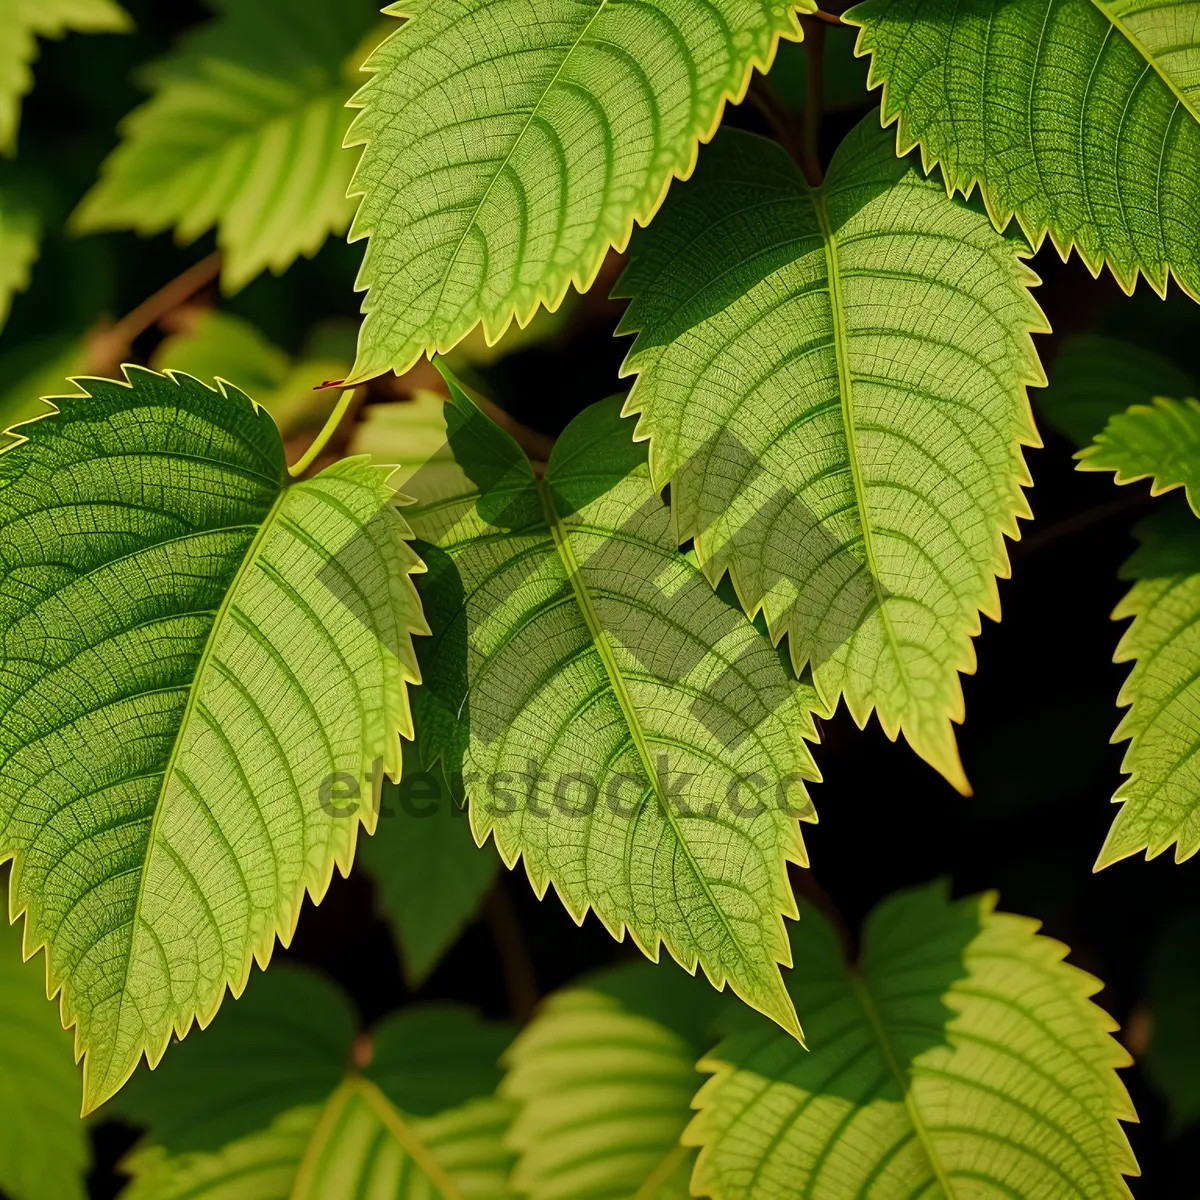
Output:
left=341, top=0, right=818, bottom=382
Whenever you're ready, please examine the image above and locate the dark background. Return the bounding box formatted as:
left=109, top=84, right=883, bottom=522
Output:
left=3, top=2, right=1197, bottom=1195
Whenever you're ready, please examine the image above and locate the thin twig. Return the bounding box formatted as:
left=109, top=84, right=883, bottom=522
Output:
left=808, top=8, right=845, bottom=24
left=1013, top=490, right=1152, bottom=558
left=484, top=877, right=539, bottom=1023
left=85, top=251, right=223, bottom=375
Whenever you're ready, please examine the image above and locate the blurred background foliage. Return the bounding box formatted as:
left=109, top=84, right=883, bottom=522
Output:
left=1, top=1, right=1199, bottom=1196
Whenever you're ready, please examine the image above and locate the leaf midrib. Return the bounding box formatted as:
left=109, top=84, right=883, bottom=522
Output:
left=1092, top=0, right=1200, bottom=126
left=810, top=186, right=903, bottom=678
left=633, top=1141, right=691, bottom=1199
left=846, top=968, right=958, bottom=1198
left=176, top=88, right=345, bottom=189
left=108, top=479, right=290, bottom=1106
left=292, top=1076, right=465, bottom=1200
left=531, top=472, right=745, bottom=973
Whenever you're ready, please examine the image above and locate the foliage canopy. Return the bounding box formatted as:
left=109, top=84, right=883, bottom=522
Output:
left=7, top=0, right=1200, bottom=1192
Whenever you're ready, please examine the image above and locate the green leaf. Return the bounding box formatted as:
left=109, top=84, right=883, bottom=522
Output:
left=154, top=311, right=290, bottom=401
left=0, top=367, right=426, bottom=1113
left=0, top=190, right=38, bottom=334
left=1038, top=334, right=1196, bottom=448
left=72, top=0, right=377, bottom=292
left=123, top=1105, right=322, bottom=1200
left=617, top=116, right=1045, bottom=792
left=0, top=884, right=89, bottom=1200
left=1079, top=395, right=1200, bottom=514
left=101, top=962, right=357, bottom=1154
left=502, top=960, right=728, bottom=1200
left=360, top=744, right=500, bottom=986
left=0, top=0, right=130, bottom=156
left=688, top=883, right=1139, bottom=1199
left=107, top=956, right=510, bottom=1149
left=349, top=388, right=459, bottom=483
left=150, top=310, right=352, bottom=438
left=122, top=1089, right=515, bottom=1200
left=848, top=0, right=1200, bottom=298
left=119, top=997, right=514, bottom=1200
left=1143, top=911, right=1200, bottom=1133
left=343, top=0, right=814, bottom=382
left=1099, top=542, right=1200, bottom=865
left=384, top=370, right=822, bottom=1041
left=1080, top=403, right=1200, bottom=864
left=1121, top=499, right=1200, bottom=581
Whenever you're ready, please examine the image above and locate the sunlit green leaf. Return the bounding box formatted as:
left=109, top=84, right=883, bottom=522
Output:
left=1102, top=534, right=1200, bottom=865
left=688, top=883, right=1138, bottom=1199
left=0, top=367, right=426, bottom=1112
left=344, top=0, right=813, bottom=382
left=502, top=960, right=728, bottom=1200
left=1082, top=404, right=1200, bottom=864
left=849, top=0, right=1200, bottom=297
left=72, top=0, right=377, bottom=291
left=1080, top=396, right=1200, bottom=514
left=618, top=115, right=1045, bottom=791
left=372, top=370, right=822, bottom=1041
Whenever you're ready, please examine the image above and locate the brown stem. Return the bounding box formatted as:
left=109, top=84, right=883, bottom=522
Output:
left=747, top=77, right=805, bottom=166
left=484, top=877, right=539, bottom=1023
left=85, top=250, right=223, bottom=375
left=789, top=863, right=855, bottom=958
left=799, top=16, right=826, bottom=187
left=809, top=8, right=846, bottom=24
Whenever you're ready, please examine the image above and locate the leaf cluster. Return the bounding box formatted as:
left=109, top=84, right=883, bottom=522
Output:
left=4, top=0, right=1200, bottom=1195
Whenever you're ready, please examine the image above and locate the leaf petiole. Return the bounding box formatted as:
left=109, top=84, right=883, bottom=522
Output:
left=288, top=386, right=355, bottom=477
